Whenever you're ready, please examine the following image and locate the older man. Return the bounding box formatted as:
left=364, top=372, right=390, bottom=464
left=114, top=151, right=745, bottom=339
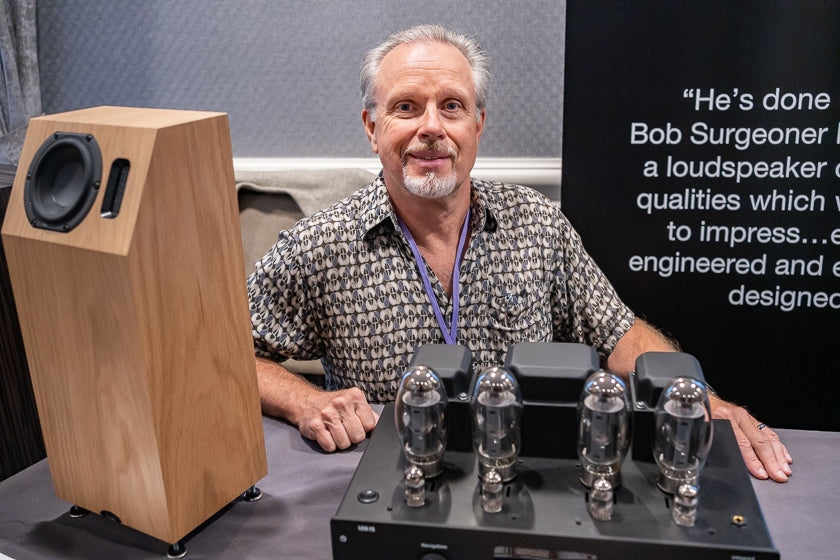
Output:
left=247, top=24, right=791, bottom=482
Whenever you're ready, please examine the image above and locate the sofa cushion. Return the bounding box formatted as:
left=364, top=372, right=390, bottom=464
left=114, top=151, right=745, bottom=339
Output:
left=236, top=168, right=377, bottom=378
left=236, top=168, right=376, bottom=274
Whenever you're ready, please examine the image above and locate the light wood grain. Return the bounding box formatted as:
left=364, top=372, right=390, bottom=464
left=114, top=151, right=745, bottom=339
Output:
left=1, top=107, right=267, bottom=544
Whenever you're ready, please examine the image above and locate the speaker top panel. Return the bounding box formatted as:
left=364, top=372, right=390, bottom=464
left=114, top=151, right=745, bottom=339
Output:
left=36, top=106, right=227, bottom=130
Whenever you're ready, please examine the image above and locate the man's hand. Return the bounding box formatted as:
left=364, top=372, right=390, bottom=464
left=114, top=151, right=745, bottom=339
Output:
left=256, top=356, right=380, bottom=452
left=294, top=387, right=380, bottom=452
left=710, top=394, right=793, bottom=482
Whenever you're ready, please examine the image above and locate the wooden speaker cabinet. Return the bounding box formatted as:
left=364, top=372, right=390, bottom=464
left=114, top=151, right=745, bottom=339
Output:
left=0, top=106, right=267, bottom=545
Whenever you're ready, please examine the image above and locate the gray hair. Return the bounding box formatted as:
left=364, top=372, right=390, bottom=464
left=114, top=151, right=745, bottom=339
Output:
left=360, top=24, right=489, bottom=121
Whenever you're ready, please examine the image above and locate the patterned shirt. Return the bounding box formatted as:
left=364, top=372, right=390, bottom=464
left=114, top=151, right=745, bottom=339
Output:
left=247, top=176, right=634, bottom=403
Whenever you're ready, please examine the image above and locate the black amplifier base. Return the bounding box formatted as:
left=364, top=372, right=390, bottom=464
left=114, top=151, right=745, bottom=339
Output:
left=331, top=403, right=778, bottom=560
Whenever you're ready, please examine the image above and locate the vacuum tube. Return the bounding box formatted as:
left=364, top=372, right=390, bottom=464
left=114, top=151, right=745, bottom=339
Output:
left=404, top=465, right=426, bottom=508
left=672, top=483, right=700, bottom=527
left=481, top=469, right=504, bottom=514
left=589, top=476, right=614, bottom=521
left=653, top=376, right=713, bottom=494
left=471, top=366, right=524, bottom=482
left=395, top=365, right=448, bottom=478
left=576, top=370, right=631, bottom=488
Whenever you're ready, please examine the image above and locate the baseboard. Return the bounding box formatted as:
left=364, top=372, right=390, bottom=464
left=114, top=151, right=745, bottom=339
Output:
left=233, top=157, right=563, bottom=202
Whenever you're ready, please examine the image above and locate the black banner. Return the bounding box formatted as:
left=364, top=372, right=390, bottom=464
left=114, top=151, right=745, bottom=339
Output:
left=562, top=1, right=840, bottom=430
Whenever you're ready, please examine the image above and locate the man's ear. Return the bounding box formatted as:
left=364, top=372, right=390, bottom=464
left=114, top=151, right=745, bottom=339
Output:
left=362, top=109, right=379, bottom=154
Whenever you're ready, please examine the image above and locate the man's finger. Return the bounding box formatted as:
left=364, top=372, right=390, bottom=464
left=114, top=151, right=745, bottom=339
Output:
left=339, top=412, right=367, bottom=444
left=306, top=420, right=338, bottom=453
left=748, top=424, right=790, bottom=482
left=733, top=424, right=769, bottom=479
left=324, top=413, right=353, bottom=450
left=354, top=401, right=379, bottom=432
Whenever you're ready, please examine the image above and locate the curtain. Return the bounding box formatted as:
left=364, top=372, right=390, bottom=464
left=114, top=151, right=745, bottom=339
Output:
left=0, top=0, right=40, bottom=165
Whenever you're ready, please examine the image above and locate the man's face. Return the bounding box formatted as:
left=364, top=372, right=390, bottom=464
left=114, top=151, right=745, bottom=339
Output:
left=363, top=41, right=485, bottom=200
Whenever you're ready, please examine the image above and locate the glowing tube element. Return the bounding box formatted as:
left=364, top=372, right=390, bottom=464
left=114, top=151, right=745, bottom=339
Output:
left=395, top=365, right=448, bottom=478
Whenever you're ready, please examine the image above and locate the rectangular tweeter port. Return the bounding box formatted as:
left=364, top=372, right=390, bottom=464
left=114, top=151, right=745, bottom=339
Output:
left=100, top=158, right=130, bottom=219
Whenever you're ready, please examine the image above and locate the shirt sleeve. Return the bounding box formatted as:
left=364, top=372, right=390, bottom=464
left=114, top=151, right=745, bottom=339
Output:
left=551, top=210, right=635, bottom=362
left=246, top=229, right=324, bottom=361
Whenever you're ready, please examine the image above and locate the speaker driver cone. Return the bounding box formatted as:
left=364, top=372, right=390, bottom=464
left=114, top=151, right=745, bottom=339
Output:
left=24, top=132, right=102, bottom=232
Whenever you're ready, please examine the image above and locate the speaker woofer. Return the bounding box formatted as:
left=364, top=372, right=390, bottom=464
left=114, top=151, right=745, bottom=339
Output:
left=24, top=132, right=102, bottom=232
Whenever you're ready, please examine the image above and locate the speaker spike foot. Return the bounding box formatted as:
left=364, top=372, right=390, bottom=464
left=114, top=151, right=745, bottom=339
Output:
left=68, top=505, right=89, bottom=518
left=242, top=485, right=262, bottom=502
left=166, top=542, right=187, bottom=559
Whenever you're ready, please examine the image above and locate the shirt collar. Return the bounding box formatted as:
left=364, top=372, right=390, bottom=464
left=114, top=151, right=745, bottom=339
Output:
left=358, top=175, right=499, bottom=240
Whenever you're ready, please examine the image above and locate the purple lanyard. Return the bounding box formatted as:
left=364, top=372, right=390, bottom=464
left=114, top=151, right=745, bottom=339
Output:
left=397, top=208, right=470, bottom=345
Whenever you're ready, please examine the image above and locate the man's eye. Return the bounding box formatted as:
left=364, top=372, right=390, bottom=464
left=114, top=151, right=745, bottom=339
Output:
left=444, top=101, right=462, bottom=111
left=396, top=103, right=413, bottom=112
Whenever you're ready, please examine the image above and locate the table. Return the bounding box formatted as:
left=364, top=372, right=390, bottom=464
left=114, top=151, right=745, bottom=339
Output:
left=0, top=416, right=837, bottom=559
